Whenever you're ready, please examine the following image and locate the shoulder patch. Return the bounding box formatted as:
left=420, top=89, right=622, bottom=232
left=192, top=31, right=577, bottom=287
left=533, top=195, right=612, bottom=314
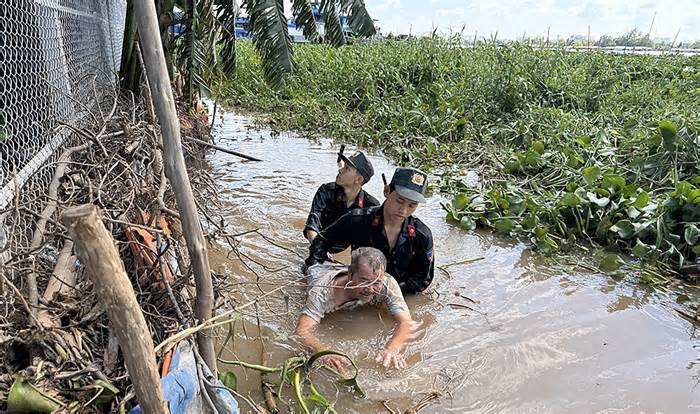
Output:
left=411, top=217, right=432, bottom=238
left=407, top=224, right=416, bottom=237
left=426, top=248, right=433, bottom=262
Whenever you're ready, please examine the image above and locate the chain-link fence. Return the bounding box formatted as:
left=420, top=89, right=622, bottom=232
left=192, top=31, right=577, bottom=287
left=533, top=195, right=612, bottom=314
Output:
left=0, top=0, right=126, bottom=264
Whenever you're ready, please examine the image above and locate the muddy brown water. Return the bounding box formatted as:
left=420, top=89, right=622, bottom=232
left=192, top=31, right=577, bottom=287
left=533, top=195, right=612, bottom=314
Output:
left=206, top=109, right=700, bottom=413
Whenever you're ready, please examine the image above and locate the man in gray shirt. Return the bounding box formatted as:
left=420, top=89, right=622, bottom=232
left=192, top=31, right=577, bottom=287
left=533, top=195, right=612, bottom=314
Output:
left=294, top=247, right=414, bottom=372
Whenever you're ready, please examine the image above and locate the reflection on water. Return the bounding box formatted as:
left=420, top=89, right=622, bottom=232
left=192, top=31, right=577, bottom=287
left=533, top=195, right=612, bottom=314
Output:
left=207, top=109, right=700, bottom=413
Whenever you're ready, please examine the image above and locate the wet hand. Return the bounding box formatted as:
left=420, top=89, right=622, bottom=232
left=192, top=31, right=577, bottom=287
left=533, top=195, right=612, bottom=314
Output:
left=375, top=348, right=407, bottom=369
left=319, top=354, right=349, bottom=376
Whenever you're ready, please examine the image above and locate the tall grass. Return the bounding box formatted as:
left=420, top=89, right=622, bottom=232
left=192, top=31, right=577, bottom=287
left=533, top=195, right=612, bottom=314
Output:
left=223, top=38, right=700, bottom=283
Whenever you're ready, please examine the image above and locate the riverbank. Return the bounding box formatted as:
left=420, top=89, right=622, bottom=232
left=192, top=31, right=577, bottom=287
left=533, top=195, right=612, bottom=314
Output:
left=0, top=95, right=227, bottom=412
left=222, top=38, right=699, bottom=284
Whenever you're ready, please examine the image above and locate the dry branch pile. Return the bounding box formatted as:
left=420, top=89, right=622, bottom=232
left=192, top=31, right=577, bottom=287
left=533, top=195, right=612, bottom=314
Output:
left=0, top=89, right=226, bottom=412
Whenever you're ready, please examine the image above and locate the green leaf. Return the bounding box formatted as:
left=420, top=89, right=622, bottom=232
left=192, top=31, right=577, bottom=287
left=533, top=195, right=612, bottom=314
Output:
left=610, top=220, right=635, bottom=239
left=292, top=0, right=320, bottom=42
left=692, top=245, right=700, bottom=255
left=684, top=224, right=700, bottom=245
left=582, top=166, right=601, bottom=185
left=507, top=194, right=526, bottom=215
left=460, top=216, right=476, bottom=231
left=601, top=175, right=626, bottom=192
left=560, top=192, right=581, bottom=207
left=658, top=120, right=677, bottom=144
left=452, top=194, right=470, bottom=210
left=647, top=133, right=661, bottom=148
left=494, top=218, right=514, bottom=233
left=342, top=0, right=377, bottom=37
left=532, top=140, right=545, bottom=154
left=92, top=379, right=119, bottom=405
left=8, top=377, right=63, bottom=413
left=633, top=191, right=650, bottom=208
left=245, top=0, right=296, bottom=88
left=631, top=239, right=651, bottom=258
left=575, top=135, right=591, bottom=147
left=504, top=159, right=521, bottom=173
left=220, top=371, right=238, bottom=391
left=522, top=149, right=541, bottom=166
left=671, top=181, right=693, bottom=198
left=321, top=0, right=346, bottom=47
left=622, top=183, right=639, bottom=198
left=599, top=254, right=624, bottom=272
left=521, top=214, right=538, bottom=230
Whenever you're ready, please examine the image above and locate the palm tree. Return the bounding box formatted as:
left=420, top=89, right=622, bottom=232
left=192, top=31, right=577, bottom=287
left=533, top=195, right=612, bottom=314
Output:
left=121, top=0, right=376, bottom=101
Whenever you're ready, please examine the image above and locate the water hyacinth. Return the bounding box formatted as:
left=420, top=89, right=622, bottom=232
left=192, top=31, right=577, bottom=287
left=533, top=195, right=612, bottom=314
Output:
left=222, top=37, right=700, bottom=283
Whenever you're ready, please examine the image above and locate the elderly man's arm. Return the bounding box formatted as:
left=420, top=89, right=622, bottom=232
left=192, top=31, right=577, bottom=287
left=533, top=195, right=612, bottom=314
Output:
left=375, top=311, right=413, bottom=369
left=294, top=314, right=348, bottom=373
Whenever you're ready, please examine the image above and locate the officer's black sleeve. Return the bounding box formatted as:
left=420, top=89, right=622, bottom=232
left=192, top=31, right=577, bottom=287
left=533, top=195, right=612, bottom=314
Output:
left=399, top=231, right=435, bottom=294
left=305, top=212, right=353, bottom=267
left=303, top=186, right=327, bottom=238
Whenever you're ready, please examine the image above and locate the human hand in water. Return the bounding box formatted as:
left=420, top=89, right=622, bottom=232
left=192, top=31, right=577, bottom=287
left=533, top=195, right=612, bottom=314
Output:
left=375, top=348, right=407, bottom=369
left=319, top=354, right=349, bottom=376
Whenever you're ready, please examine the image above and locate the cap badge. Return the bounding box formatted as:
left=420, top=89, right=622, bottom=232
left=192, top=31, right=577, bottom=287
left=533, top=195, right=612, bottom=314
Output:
left=411, top=173, right=425, bottom=186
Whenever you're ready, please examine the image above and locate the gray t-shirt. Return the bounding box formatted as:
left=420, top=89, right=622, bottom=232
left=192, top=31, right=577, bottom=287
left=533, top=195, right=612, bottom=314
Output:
left=301, top=263, right=409, bottom=322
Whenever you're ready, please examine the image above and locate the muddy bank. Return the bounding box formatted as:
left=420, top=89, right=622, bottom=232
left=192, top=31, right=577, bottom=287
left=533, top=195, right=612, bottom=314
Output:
left=209, top=109, right=700, bottom=413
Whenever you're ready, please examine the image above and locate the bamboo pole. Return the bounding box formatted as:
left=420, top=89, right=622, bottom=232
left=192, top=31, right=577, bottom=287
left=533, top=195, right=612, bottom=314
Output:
left=61, top=205, right=167, bottom=414
left=132, top=0, right=217, bottom=372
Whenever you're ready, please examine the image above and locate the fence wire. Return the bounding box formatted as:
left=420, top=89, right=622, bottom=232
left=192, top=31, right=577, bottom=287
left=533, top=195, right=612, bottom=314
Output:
left=0, top=0, right=126, bottom=264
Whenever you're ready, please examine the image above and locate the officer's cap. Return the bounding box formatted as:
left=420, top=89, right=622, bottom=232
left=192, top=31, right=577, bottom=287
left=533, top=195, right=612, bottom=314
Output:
left=339, top=151, right=374, bottom=183
left=390, top=167, right=428, bottom=203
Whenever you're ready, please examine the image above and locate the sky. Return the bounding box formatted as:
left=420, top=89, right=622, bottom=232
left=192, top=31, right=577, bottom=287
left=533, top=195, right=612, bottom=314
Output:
left=365, top=0, right=700, bottom=43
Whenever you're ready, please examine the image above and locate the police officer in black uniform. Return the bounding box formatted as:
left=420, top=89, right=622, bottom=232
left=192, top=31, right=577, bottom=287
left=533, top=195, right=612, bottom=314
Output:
left=303, top=148, right=380, bottom=253
left=306, top=167, right=434, bottom=294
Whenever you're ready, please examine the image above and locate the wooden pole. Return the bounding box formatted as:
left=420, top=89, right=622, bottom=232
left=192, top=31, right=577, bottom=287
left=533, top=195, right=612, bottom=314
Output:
left=61, top=205, right=167, bottom=414
left=132, top=0, right=217, bottom=372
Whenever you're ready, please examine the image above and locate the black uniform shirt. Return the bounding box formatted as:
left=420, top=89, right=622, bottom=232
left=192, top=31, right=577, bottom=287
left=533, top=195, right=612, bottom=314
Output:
left=303, top=183, right=380, bottom=238
left=306, top=205, right=435, bottom=294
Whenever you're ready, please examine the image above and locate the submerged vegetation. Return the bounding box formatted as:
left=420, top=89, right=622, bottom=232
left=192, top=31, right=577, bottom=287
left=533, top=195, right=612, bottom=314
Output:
left=222, top=38, right=700, bottom=283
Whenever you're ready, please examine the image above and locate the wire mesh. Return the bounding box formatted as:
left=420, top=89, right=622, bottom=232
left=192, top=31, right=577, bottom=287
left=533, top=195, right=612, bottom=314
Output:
left=0, top=0, right=126, bottom=265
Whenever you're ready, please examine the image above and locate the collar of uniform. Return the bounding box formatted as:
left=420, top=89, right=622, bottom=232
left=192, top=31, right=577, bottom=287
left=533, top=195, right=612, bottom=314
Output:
left=334, top=185, right=365, bottom=207
left=354, top=189, right=365, bottom=208
left=393, top=214, right=413, bottom=251
left=333, top=184, right=344, bottom=203
left=378, top=204, right=413, bottom=251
